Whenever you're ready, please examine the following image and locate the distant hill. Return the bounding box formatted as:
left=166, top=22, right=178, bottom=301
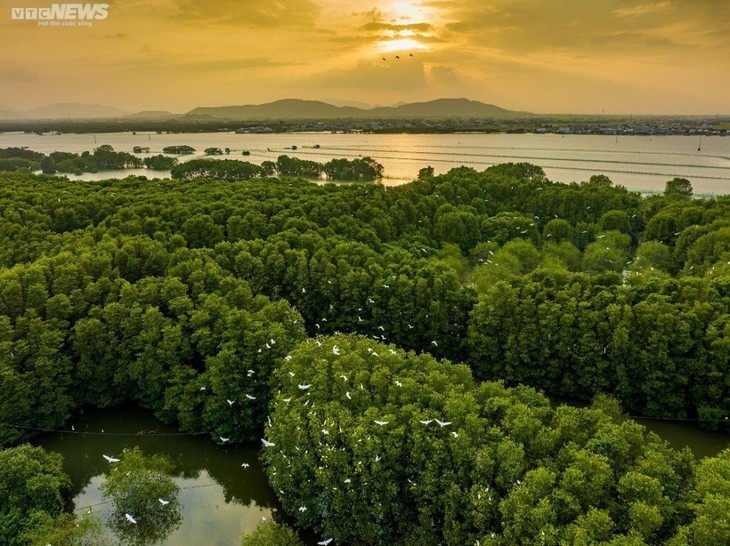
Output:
left=22, top=102, right=128, bottom=119
left=370, top=98, right=523, bottom=118
left=124, top=110, right=180, bottom=120
left=183, top=98, right=527, bottom=120
left=0, top=104, right=21, bottom=120
left=185, top=99, right=362, bottom=120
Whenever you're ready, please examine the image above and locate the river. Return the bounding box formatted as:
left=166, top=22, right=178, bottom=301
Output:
left=31, top=402, right=728, bottom=545
left=1, top=131, right=729, bottom=195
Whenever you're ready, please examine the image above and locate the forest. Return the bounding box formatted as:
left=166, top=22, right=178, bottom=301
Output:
left=0, top=146, right=384, bottom=181
left=0, top=161, right=729, bottom=544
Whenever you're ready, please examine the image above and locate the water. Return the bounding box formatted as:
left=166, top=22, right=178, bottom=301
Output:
left=30, top=402, right=728, bottom=545
left=32, top=404, right=287, bottom=546
left=2, top=131, right=728, bottom=195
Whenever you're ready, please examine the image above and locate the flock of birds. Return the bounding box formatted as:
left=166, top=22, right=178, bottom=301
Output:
left=382, top=52, right=415, bottom=61
left=100, top=454, right=172, bottom=526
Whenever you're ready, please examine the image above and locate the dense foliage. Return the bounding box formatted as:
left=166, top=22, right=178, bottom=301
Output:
left=0, top=444, right=71, bottom=545
left=262, top=333, right=712, bottom=545
left=0, top=160, right=728, bottom=543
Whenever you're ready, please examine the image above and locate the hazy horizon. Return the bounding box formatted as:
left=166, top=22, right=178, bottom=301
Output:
left=2, top=0, right=729, bottom=116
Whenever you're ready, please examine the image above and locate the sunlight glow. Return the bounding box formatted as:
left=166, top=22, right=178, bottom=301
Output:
left=379, top=38, right=428, bottom=53
left=391, top=1, right=426, bottom=22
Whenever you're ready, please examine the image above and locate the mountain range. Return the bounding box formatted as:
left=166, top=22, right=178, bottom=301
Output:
left=0, top=98, right=527, bottom=121
left=184, top=98, right=525, bottom=120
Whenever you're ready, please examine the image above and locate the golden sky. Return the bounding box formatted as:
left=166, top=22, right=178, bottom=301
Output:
left=1, top=0, right=729, bottom=114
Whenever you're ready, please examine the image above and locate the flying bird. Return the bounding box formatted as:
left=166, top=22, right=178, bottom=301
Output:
left=158, top=498, right=170, bottom=505
left=227, top=399, right=235, bottom=406
left=245, top=394, right=256, bottom=400
left=102, top=455, right=120, bottom=463
left=435, top=419, right=452, bottom=427
left=125, top=513, right=137, bottom=524
left=419, top=419, right=433, bottom=425
left=374, top=420, right=389, bottom=426
left=332, top=345, right=340, bottom=355
left=261, top=438, right=275, bottom=447
left=298, top=383, right=311, bottom=390
left=241, top=463, right=250, bottom=468
left=220, top=436, right=230, bottom=443
left=318, top=539, right=333, bottom=546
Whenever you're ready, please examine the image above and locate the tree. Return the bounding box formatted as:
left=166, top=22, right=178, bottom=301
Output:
left=241, top=520, right=303, bottom=546
left=0, top=444, right=71, bottom=546
left=100, top=447, right=181, bottom=546
left=665, top=177, right=693, bottom=197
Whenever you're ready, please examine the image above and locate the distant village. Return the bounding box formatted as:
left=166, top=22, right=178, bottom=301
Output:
left=2, top=116, right=727, bottom=137
left=233, top=117, right=728, bottom=136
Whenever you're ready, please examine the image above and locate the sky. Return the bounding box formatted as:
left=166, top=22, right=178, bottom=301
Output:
left=1, top=0, right=729, bottom=114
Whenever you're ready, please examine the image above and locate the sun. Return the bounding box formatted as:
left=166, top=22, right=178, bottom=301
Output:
left=391, top=1, right=428, bottom=22
left=379, top=38, right=427, bottom=53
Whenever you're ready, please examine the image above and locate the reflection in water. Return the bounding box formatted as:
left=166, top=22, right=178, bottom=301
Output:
left=102, top=447, right=183, bottom=545
left=33, top=404, right=282, bottom=546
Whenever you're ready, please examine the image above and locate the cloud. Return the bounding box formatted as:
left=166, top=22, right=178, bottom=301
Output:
left=436, top=0, right=730, bottom=54
left=172, top=0, right=321, bottom=27
left=0, top=67, right=38, bottom=82
left=306, top=59, right=428, bottom=91
left=361, top=22, right=433, bottom=32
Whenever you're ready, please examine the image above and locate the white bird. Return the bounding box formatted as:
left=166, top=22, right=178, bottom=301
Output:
left=71, top=425, right=75, bottom=431
left=419, top=419, right=433, bottom=425
left=125, top=513, right=137, bottom=524
left=346, top=392, right=351, bottom=400
left=374, top=420, right=389, bottom=426
left=340, top=374, right=348, bottom=381
left=270, top=338, right=276, bottom=345
left=344, top=478, right=351, bottom=483
left=435, top=419, right=451, bottom=427
left=245, top=394, right=256, bottom=400
left=288, top=371, right=296, bottom=377
left=265, top=343, right=272, bottom=349
left=247, top=369, right=255, bottom=375
left=261, top=438, right=275, bottom=447
left=227, top=399, right=235, bottom=406
left=407, top=323, right=414, bottom=329
left=332, top=345, right=340, bottom=355
left=395, top=380, right=403, bottom=387
left=283, top=397, right=292, bottom=403
left=389, top=349, right=397, bottom=355
left=158, top=498, right=170, bottom=505
left=299, top=506, right=308, bottom=512
left=103, top=455, right=120, bottom=463
left=431, top=340, right=438, bottom=347
left=368, top=298, right=375, bottom=304
left=377, top=325, right=385, bottom=331
left=241, top=463, right=250, bottom=468
left=318, top=539, right=333, bottom=546
left=200, top=386, right=206, bottom=391
left=220, top=436, right=230, bottom=443
left=451, top=431, right=459, bottom=438
left=298, top=383, right=311, bottom=390
left=285, top=355, right=292, bottom=361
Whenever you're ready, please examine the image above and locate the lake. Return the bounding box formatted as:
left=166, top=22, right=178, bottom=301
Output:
left=32, top=403, right=728, bottom=546
left=1, top=131, right=728, bottom=195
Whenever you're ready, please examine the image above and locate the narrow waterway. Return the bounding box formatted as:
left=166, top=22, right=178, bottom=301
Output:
left=32, top=402, right=728, bottom=545
left=33, top=404, right=293, bottom=545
